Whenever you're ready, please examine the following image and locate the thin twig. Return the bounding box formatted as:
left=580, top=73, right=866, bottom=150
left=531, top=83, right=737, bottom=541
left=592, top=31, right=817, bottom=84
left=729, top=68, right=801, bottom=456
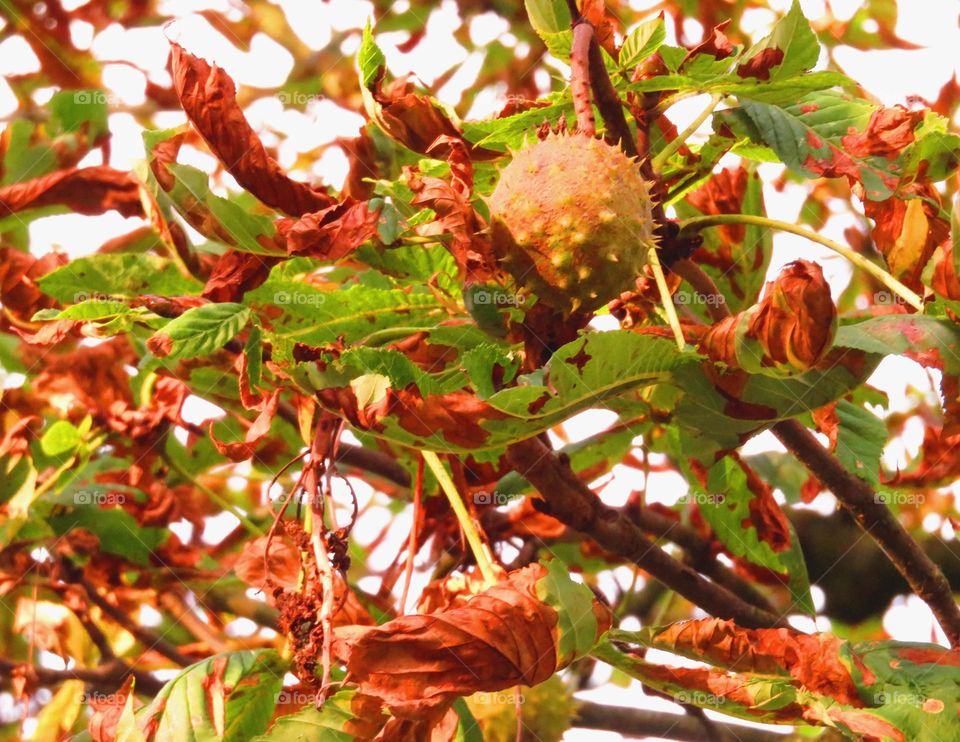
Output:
left=68, top=568, right=193, bottom=667
left=651, top=93, right=723, bottom=172
left=0, top=657, right=164, bottom=697
left=399, top=458, right=424, bottom=613
left=575, top=701, right=787, bottom=742
left=678, top=213, right=924, bottom=310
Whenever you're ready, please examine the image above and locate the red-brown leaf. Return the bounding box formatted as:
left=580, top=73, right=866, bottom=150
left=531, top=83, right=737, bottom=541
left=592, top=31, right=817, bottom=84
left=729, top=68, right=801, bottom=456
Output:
left=170, top=43, right=335, bottom=217
left=651, top=618, right=863, bottom=706
left=285, top=198, right=381, bottom=258
left=841, top=106, right=922, bottom=159
left=0, top=166, right=144, bottom=218
left=209, top=391, right=280, bottom=461
left=333, top=564, right=562, bottom=717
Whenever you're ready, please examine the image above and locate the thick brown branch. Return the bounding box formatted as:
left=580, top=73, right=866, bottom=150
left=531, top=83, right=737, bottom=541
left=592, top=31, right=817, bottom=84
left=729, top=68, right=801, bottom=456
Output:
left=772, top=419, right=960, bottom=646
left=586, top=30, right=637, bottom=157
left=571, top=22, right=596, bottom=136
left=575, top=701, right=787, bottom=742
left=506, top=437, right=784, bottom=628
left=659, top=258, right=960, bottom=639
left=0, top=657, right=164, bottom=697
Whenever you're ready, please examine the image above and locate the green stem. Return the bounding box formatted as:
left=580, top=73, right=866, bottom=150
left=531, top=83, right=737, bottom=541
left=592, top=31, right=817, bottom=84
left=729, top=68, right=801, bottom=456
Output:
left=422, top=450, right=499, bottom=586
left=651, top=93, right=722, bottom=172
left=164, top=454, right=264, bottom=535
left=679, top=213, right=925, bottom=311
left=648, top=246, right=686, bottom=351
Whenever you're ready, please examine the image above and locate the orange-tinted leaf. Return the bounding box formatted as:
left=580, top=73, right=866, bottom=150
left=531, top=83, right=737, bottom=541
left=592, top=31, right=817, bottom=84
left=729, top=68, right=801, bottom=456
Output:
left=862, top=183, right=949, bottom=287
left=170, top=44, right=335, bottom=217
left=87, top=676, right=138, bottom=742
left=285, top=198, right=381, bottom=258
left=648, top=618, right=863, bottom=705
left=209, top=390, right=280, bottom=461
left=841, top=106, right=921, bottom=159
left=202, top=250, right=280, bottom=303
left=234, top=535, right=301, bottom=591
left=745, top=259, right=837, bottom=372
left=333, top=564, right=596, bottom=717
left=0, top=166, right=144, bottom=218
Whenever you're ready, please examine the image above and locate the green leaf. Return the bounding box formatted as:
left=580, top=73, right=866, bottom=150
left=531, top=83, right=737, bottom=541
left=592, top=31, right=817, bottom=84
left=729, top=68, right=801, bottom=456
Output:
left=670, top=349, right=879, bottom=457
left=833, top=399, right=886, bottom=488
left=461, top=100, right=574, bottom=151
left=150, top=303, right=251, bottom=360
left=249, top=280, right=444, bottom=362
left=451, top=698, right=484, bottom=742
left=254, top=690, right=363, bottom=741
left=460, top=344, right=520, bottom=399
left=835, top=315, right=960, bottom=374
left=39, top=420, right=83, bottom=458
left=37, top=253, right=203, bottom=303
left=48, top=507, right=166, bottom=567
left=139, top=650, right=285, bottom=742
left=358, top=20, right=386, bottom=88
left=902, top=111, right=960, bottom=182
left=719, top=91, right=895, bottom=200
left=619, top=17, right=667, bottom=70
left=737, top=0, right=819, bottom=82
left=524, top=0, right=570, bottom=37
left=536, top=559, right=600, bottom=664
left=687, top=455, right=813, bottom=613
left=33, top=300, right=134, bottom=322
left=142, top=129, right=281, bottom=254
left=244, top=324, right=263, bottom=390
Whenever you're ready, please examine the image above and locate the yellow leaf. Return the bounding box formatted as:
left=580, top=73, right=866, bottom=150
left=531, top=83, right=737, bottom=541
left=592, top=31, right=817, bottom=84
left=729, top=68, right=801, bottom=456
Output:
left=28, top=679, right=84, bottom=742
left=889, top=198, right=929, bottom=278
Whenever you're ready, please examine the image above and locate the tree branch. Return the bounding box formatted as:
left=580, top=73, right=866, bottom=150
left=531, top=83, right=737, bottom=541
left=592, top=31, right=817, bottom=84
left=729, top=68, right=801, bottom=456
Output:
left=575, top=701, right=787, bottom=742
left=0, top=657, right=164, bottom=697
left=663, top=258, right=960, bottom=643
left=586, top=28, right=637, bottom=157
left=65, top=565, right=194, bottom=667
left=571, top=22, right=596, bottom=136
left=772, top=419, right=960, bottom=646
left=506, top=437, right=785, bottom=628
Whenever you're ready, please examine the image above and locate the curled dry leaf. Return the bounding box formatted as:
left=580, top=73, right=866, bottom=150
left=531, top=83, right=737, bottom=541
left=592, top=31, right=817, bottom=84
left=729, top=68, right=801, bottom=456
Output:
left=170, top=44, right=335, bottom=217
left=284, top=198, right=382, bottom=258
left=333, top=563, right=608, bottom=720
left=0, top=166, right=144, bottom=218
left=209, top=390, right=280, bottom=462
left=701, top=259, right=837, bottom=374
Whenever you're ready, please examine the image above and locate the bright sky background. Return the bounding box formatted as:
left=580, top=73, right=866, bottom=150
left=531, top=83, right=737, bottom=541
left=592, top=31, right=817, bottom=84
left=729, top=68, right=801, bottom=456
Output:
left=2, top=0, right=960, bottom=739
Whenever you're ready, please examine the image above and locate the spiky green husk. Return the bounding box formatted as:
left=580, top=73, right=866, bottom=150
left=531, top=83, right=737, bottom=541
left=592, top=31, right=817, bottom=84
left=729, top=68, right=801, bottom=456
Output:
left=489, top=133, right=656, bottom=314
